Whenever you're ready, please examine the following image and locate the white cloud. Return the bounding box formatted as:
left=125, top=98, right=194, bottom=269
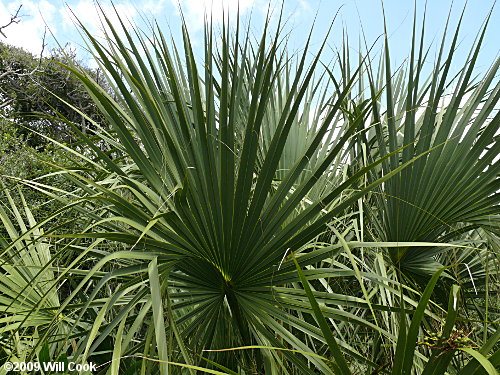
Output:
left=143, top=0, right=169, bottom=15
left=172, top=0, right=257, bottom=32
left=60, top=0, right=138, bottom=42
left=0, top=0, right=57, bottom=54
left=288, top=0, right=311, bottom=24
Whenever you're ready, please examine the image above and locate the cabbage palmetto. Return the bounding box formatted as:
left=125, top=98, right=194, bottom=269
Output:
left=24, top=7, right=406, bottom=373
left=363, top=8, right=499, bottom=277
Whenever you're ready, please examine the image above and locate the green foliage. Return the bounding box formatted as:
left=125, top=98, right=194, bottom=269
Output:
left=0, top=118, right=81, bottom=229
left=360, top=10, right=500, bottom=278
left=0, top=41, right=108, bottom=146
left=0, top=3, right=498, bottom=375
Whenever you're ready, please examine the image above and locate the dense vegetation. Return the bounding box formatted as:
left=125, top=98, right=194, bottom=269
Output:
left=0, top=41, right=109, bottom=146
left=0, top=3, right=498, bottom=375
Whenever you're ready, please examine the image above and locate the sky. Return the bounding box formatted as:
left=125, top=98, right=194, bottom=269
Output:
left=0, top=0, right=499, bottom=73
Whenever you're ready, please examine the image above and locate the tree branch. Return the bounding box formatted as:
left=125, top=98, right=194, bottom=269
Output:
left=0, top=5, right=23, bottom=38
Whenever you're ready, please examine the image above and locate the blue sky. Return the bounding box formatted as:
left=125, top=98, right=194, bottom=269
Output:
left=0, top=0, right=498, bottom=74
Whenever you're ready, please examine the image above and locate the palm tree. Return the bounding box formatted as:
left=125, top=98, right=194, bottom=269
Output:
left=25, top=6, right=410, bottom=373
